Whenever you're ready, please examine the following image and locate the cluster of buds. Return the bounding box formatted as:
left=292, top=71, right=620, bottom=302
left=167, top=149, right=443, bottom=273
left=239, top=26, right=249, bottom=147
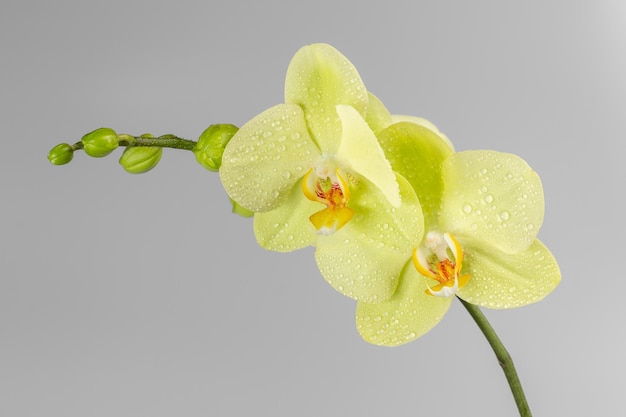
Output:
left=48, top=124, right=239, bottom=176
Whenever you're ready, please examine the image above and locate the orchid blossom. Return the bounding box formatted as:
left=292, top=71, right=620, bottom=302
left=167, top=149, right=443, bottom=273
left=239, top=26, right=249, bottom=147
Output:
left=219, top=44, right=423, bottom=302
left=356, top=121, right=561, bottom=346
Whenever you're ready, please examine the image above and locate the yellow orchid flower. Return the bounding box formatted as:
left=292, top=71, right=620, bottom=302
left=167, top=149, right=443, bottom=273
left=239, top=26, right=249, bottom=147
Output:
left=356, top=121, right=561, bottom=346
left=219, top=44, right=423, bottom=302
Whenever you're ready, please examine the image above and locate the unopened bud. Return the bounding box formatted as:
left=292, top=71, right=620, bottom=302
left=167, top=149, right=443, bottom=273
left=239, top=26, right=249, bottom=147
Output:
left=47, top=143, right=74, bottom=165
left=81, top=128, right=119, bottom=157
left=230, top=198, right=254, bottom=218
left=193, top=124, right=238, bottom=172
left=119, top=146, right=163, bottom=174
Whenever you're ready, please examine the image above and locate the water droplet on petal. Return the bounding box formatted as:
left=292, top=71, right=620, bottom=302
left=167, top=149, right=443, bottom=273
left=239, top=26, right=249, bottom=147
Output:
left=499, top=210, right=510, bottom=220
left=484, top=194, right=493, bottom=204
left=462, top=203, right=473, bottom=214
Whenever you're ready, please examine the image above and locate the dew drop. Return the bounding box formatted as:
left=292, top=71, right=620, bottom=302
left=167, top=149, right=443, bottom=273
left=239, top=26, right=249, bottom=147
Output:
left=271, top=190, right=280, bottom=198
left=263, top=131, right=272, bottom=138
left=282, top=171, right=292, bottom=179
left=462, top=203, right=473, bottom=214
left=499, top=210, right=510, bottom=221
left=526, top=223, right=534, bottom=230
left=484, top=194, right=493, bottom=204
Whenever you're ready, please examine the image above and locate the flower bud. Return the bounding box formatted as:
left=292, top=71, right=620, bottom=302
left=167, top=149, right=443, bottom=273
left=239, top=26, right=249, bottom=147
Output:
left=193, top=124, right=239, bottom=172
left=230, top=198, right=254, bottom=218
left=47, top=143, right=74, bottom=165
left=81, top=127, right=119, bottom=157
left=119, top=146, right=163, bottom=174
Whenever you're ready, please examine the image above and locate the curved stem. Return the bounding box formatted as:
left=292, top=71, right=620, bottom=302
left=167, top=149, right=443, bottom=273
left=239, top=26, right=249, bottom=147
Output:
left=457, top=297, right=532, bottom=417
left=72, top=134, right=197, bottom=151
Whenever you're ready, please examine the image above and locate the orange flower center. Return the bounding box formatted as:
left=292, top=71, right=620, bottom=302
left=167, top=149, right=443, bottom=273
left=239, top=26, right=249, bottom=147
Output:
left=412, top=232, right=471, bottom=297
left=302, top=167, right=353, bottom=235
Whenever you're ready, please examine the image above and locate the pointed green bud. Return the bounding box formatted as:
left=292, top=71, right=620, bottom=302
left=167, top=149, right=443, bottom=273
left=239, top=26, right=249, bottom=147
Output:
left=47, top=143, right=74, bottom=165
left=193, top=124, right=239, bottom=172
left=81, top=127, right=119, bottom=157
left=119, top=146, right=163, bottom=174
left=230, top=198, right=254, bottom=218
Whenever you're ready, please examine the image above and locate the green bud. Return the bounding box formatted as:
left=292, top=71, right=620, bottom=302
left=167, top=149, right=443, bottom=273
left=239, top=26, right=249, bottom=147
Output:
left=230, top=198, right=254, bottom=218
left=47, top=143, right=74, bottom=165
left=119, top=146, right=163, bottom=174
left=81, top=127, right=119, bottom=157
left=193, top=124, right=239, bottom=172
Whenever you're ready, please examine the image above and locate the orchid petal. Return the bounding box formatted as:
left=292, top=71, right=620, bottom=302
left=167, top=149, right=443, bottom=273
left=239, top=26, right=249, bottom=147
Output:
left=285, top=44, right=368, bottom=153
left=315, top=174, right=423, bottom=302
left=356, top=264, right=453, bottom=346
left=365, top=92, right=392, bottom=134
left=346, top=173, right=423, bottom=253
left=457, top=238, right=561, bottom=308
left=336, top=105, right=400, bottom=207
left=440, top=150, right=544, bottom=253
left=377, top=121, right=453, bottom=227
left=219, top=104, right=319, bottom=212
left=253, top=179, right=320, bottom=252
left=315, top=237, right=409, bottom=303
left=390, top=114, right=455, bottom=151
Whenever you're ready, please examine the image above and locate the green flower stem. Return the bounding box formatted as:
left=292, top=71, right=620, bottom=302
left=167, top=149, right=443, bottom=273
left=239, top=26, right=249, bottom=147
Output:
left=457, top=297, right=532, bottom=417
left=71, top=134, right=197, bottom=151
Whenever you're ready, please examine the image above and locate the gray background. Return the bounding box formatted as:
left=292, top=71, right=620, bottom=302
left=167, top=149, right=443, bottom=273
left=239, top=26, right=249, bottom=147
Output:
left=1, top=1, right=624, bottom=416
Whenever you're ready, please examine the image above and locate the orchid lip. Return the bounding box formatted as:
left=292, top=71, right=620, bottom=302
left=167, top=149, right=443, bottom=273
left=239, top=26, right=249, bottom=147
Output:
left=412, top=232, right=470, bottom=297
left=302, top=160, right=353, bottom=234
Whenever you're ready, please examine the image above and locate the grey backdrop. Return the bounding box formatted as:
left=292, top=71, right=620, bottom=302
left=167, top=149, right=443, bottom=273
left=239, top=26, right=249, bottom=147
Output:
left=2, top=1, right=624, bottom=416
